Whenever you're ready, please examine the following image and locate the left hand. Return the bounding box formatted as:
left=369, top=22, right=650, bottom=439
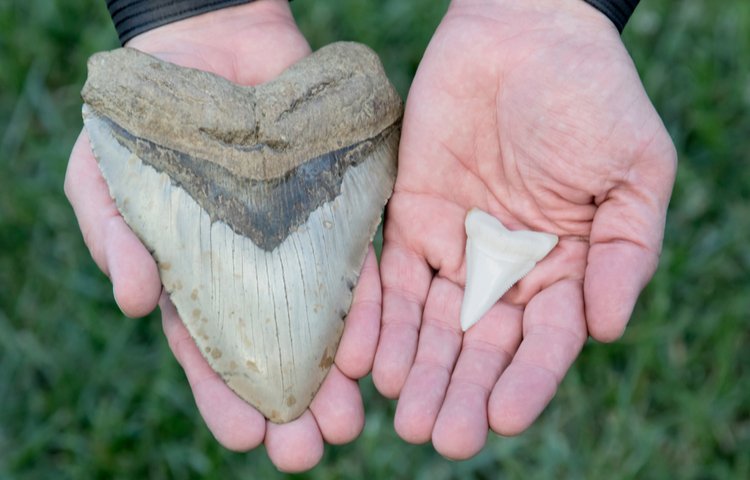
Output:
left=372, top=0, right=676, bottom=459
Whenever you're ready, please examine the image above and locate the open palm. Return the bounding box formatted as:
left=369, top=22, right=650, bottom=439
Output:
left=65, top=1, right=381, bottom=472
left=373, top=0, right=676, bottom=459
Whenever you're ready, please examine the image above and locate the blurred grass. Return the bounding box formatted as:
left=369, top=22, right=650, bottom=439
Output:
left=1, top=0, right=748, bottom=478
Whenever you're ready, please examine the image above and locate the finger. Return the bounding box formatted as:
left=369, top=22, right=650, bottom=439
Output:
left=393, top=278, right=463, bottom=444
left=65, top=131, right=160, bottom=317
left=335, top=246, right=381, bottom=379
left=585, top=241, right=657, bottom=341
left=309, top=366, right=364, bottom=444
left=432, top=301, right=523, bottom=460
left=265, top=411, right=324, bottom=473
left=160, top=293, right=266, bottom=451
left=488, top=279, right=587, bottom=436
left=585, top=143, right=676, bottom=341
left=372, top=219, right=432, bottom=398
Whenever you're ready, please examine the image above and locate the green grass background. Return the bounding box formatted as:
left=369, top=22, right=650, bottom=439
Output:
left=1, top=0, right=748, bottom=478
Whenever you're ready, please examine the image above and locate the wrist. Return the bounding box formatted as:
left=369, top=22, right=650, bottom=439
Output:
left=446, top=0, right=617, bottom=34
left=121, top=0, right=309, bottom=83
left=126, top=0, right=297, bottom=50
left=581, top=0, right=639, bottom=33
left=108, top=0, right=258, bottom=45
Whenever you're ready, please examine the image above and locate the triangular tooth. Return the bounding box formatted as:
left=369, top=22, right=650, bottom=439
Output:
left=81, top=43, right=402, bottom=423
left=460, top=209, right=558, bottom=331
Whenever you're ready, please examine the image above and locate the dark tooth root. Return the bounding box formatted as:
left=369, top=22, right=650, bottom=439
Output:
left=99, top=114, right=398, bottom=251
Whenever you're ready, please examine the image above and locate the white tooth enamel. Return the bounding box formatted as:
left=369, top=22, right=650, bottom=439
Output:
left=460, top=209, right=558, bottom=331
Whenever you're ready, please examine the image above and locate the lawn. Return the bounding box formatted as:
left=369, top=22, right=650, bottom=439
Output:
left=1, top=0, right=748, bottom=478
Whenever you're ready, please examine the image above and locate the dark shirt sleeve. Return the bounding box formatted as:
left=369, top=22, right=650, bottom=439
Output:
left=582, top=0, right=640, bottom=33
left=105, top=0, right=256, bottom=45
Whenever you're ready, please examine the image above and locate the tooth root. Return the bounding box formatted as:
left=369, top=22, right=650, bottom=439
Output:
left=460, top=209, right=558, bottom=332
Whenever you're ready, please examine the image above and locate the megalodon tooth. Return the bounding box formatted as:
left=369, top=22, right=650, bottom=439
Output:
left=461, top=209, right=558, bottom=331
left=81, top=42, right=402, bottom=423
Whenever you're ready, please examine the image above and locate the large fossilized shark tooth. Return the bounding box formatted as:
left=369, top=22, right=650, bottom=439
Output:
left=461, top=209, right=558, bottom=331
left=81, top=42, right=401, bottom=423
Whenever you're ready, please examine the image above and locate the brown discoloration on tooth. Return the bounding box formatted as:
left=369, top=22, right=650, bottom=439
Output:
left=318, top=348, right=335, bottom=370
left=245, top=360, right=260, bottom=373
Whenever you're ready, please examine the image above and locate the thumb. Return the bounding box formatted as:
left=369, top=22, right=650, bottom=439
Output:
left=585, top=137, right=677, bottom=342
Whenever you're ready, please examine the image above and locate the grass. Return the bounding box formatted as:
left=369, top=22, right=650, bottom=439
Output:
left=1, top=0, right=748, bottom=478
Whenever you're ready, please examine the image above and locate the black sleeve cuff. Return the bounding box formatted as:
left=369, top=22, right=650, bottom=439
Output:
left=582, top=0, right=640, bottom=33
left=105, top=0, right=256, bottom=45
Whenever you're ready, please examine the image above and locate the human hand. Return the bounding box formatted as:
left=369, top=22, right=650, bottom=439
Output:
left=65, top=0, right=381, bottom=471
left=373, top=0, right=676, bottom=459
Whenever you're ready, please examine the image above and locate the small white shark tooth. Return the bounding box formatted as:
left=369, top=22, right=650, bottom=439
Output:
left=81, top=43, right=402, bottom=423
left=460, top=209, right=558, bottom=331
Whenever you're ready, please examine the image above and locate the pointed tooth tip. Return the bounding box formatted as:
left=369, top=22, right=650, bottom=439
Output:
left=460, top=313, right=479, bottom=332
left=459, top=300, right=480, bottom=331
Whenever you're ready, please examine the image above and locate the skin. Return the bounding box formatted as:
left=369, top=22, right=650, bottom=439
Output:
left=372, top=0, right=677, bottom=460
left=65, top=0, right=382, bottom=472
left=66, top=0, right=677, bottom=470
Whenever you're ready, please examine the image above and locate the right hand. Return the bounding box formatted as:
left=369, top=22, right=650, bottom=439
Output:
left=372, top=0, right=676, bottom=459
left=65, top=0, right=382, bottom=471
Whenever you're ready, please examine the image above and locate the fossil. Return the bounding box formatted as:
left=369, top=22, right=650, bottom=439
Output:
left=81, top=42, right=401, bottom=423
left=460, top=209, right=558, bottom=331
